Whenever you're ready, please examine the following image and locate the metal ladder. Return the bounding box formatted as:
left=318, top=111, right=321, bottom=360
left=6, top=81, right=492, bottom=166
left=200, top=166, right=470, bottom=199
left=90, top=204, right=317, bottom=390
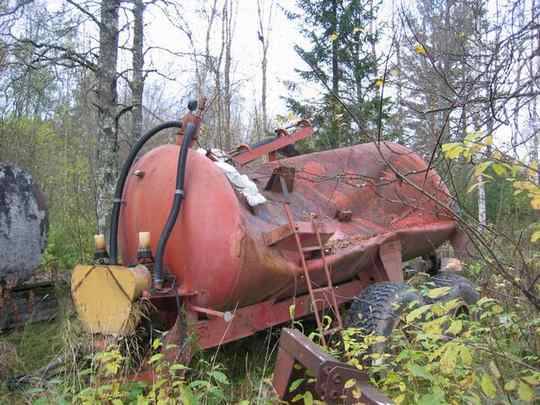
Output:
left=282, top=203, right=343, bottom=347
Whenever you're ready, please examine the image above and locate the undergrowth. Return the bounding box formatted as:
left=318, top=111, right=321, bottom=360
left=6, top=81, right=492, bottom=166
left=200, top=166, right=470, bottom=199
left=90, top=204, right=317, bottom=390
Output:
left=340, top=286, right=540, bottom=404
left=1, top=267, right=539, bottom=404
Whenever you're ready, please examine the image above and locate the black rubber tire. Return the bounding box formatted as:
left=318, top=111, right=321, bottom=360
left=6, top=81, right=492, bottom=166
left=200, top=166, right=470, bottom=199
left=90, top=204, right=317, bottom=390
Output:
left=422, top=252, right=442, bottom=276
left=425, top=272, right=479, bottom=306
left=345, top=282, right=424, bottom=349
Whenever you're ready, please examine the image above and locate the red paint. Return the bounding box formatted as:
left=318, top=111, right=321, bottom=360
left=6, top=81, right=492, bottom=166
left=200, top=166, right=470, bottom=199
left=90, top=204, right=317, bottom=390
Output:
left=119, top=139, right=458, bottom=341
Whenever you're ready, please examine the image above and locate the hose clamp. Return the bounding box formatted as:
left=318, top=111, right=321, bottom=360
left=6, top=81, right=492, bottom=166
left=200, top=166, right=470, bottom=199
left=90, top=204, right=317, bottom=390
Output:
left=175, top=189, right=184, bottom=196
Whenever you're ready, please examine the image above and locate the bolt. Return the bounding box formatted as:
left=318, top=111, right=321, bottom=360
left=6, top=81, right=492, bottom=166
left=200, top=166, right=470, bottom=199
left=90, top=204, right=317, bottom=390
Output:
left=332, top=374, right=342, bottom=384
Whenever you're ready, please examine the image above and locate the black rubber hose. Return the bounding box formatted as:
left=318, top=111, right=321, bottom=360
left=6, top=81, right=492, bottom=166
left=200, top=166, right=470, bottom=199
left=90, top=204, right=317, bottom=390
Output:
left=153, top=122, right=197, bottom=287
left=109, top=121, right=182, bottom=264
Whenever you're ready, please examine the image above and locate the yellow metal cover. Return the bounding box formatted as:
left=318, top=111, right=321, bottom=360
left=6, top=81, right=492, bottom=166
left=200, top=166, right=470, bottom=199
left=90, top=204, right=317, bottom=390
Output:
left=71, top=264, right=151, bottom=336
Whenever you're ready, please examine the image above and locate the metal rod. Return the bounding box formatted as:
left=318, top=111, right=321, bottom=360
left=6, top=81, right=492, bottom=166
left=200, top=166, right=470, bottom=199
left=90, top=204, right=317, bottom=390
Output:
left=311, top=215, right=343, bottom=330
left=283, top=203, right=327, bottom=347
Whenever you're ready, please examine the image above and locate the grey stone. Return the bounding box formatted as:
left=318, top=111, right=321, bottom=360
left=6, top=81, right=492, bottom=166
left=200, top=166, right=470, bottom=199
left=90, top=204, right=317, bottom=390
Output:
left=0, top=164, right=48, bottom=285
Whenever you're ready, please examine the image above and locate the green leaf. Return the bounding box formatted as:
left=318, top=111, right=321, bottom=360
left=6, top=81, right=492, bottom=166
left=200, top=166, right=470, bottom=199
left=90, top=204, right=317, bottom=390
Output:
left=474, top=161, right=493, bottom=177
left=427, top=287, right=451, bottom=299
left=210, top=370, right=229, bottom=385
left=152, top=338, right=162, bottom=350
left=480, top=373, right=497, bottom=399
left=407, top=363, right=433, bottom=380
left=180, top=385, right=196, bottom=405
left=531, top=230, right=540, bottom=243
left=418, top=387, right=445, bottom=405
left=406, top=304, right=431, bottom=323
left=289, top=378, right=304, bottom=392
left=518, top=381, right=535, bottom=401
left=170, top=364, right=188, bottom=372
left=468, top=180, right=489, bottom=193
left=303, top=391, right=313, bottom=405
left=522, top=373, right=540, bottom=386
left=148, top=353, right=164, bottom=364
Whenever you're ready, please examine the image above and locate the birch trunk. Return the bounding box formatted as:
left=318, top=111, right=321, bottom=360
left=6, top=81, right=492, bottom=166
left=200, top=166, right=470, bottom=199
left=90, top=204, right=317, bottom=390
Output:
left=223, top=0, right=235, bottom=150
left=96, top=0, right=120, bottom=233
left=130, top=0, right=144, bottom=142
left=257, top=0, right=272, bottom=134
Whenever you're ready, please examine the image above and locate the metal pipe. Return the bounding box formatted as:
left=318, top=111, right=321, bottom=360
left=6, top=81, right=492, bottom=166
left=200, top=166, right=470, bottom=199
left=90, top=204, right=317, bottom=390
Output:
left=109, top=121, right=182, bottom=264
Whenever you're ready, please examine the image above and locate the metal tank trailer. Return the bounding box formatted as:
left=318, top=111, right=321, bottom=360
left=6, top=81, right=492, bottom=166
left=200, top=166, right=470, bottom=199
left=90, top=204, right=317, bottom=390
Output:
left=71, top=99, right=476, bottom=403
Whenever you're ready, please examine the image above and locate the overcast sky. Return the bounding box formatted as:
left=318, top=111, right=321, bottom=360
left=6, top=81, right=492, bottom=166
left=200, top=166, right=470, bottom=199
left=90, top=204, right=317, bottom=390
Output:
left=141, top=1, right=318, bottom=119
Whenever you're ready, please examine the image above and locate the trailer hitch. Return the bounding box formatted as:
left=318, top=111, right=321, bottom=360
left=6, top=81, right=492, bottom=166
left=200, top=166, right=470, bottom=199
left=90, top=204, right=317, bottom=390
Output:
left=273, top=328, right=393, bottom=404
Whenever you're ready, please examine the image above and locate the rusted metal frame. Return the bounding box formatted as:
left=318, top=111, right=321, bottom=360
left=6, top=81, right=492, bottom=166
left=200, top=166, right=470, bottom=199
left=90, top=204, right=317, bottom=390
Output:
left=311, top=215, right=343, bottom=332
left=283, top=203, right=328, bottom=347
left=232, top=125, right=313, bottom=166
left=192, top=279, right=364, bottom=349
left=262, top=221, right=335, bottom=247
left=273, top=328, right=393, bottom=404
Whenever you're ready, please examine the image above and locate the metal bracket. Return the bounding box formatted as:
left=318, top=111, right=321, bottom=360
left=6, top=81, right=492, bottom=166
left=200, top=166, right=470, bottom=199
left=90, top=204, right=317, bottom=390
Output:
left=272, top=328, right=393, bottom=404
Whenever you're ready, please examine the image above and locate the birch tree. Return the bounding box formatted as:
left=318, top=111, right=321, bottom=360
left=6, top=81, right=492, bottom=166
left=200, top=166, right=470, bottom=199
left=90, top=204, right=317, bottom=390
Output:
left=257, top=0, right=273, bottom=134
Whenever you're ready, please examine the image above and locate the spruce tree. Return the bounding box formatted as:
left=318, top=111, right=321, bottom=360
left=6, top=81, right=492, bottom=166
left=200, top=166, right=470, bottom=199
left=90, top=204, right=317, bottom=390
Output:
left=286, top=0, right=382, bottom=149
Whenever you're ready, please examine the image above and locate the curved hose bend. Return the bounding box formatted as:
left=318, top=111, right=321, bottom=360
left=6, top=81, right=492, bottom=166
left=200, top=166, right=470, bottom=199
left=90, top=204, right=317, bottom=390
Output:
left=109, top=121, right=182, bottom=264
left=153, top=122, right=198, bottom=287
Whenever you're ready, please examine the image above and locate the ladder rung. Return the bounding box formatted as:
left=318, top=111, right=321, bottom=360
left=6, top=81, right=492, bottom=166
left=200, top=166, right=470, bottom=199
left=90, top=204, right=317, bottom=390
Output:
left=311, top=286, right=332, bottom=294
left=301, top=246, right=321, bottom=252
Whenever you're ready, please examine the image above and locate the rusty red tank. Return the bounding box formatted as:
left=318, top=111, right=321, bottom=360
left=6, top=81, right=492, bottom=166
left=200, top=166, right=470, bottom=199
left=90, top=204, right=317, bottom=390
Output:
left=119, top=137, right=458, bottom=312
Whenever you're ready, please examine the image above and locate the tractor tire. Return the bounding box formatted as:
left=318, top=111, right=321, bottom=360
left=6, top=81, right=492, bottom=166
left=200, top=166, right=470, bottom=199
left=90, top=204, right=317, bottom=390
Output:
left=425, top=272, right=479, bottom=306
left=345, top=282, right=423, bottom=352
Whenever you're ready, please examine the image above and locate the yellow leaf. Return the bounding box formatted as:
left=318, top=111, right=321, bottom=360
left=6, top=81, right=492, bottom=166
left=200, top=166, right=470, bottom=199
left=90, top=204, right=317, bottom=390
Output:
left=484, top=135, right=493, bottom=145
left=441, top=143, right=464, bottom=160
left=415, top=43, right=427, bottom=55
left=474, top=161, right=492, bottom=177
left=513, top=181, right=537, bottom=192
left=489, top=361, right=501, bottom=379
left=465, top=130, right=481, bottom=143
left=492, top=163, right=508, bottom=177
left=504, top=379, right=518, bottom=391
left=531, top=196, right=540, bottom=210
left=531, top=230, right=540, bottom=243
left=460, top=346, right=472, bottom=367
left=517, top=381, right=535, bottom=401
left=440, top=343, right=459, bottom=374
left=447, top=320, right=463, bottom=335
left=481, top=373, right=497, bottom=399
left=375, top=78, right=384, bottom=88
left=395, top=394, right=406, bottom=404
left=344, top=379, right=356, bottom=389
left=329, top=32, right=338, bottom=42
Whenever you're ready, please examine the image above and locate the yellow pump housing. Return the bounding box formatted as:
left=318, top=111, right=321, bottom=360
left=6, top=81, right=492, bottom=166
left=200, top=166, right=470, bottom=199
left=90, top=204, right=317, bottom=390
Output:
left=71, top=264, right=151, bottom=336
